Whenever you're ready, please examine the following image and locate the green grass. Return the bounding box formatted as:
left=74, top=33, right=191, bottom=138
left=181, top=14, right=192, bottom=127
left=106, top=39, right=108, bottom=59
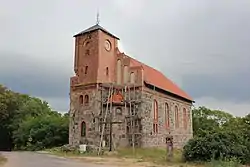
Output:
left=115, top=147, right=184, bottom=164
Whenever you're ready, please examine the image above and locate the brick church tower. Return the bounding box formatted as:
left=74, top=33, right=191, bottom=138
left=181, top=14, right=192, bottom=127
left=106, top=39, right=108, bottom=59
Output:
left=69, top=23, right=121, bottom=146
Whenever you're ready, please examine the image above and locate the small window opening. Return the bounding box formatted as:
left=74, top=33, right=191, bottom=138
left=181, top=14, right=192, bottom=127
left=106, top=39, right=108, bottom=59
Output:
left=84, top=95, right=89, bottom=105
left=106, top=67, right=109, bottom=76
left=79, top=95, right=83, bottom=104
left=85, top=66, right=88, bottom=74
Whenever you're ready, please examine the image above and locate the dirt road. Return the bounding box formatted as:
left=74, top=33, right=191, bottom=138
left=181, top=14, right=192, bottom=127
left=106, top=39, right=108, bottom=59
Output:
left=1, top=152, right=111, bottom=167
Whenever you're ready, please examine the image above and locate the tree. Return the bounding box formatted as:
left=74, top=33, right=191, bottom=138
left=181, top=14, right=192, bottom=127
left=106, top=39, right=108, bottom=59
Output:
left=184, top=106, right=250, bottom=164
left=192, top=106, right=234, bottom=137
left=0, top=84, right=69, bottom=151
left=13, top=113, right=69, bottom=150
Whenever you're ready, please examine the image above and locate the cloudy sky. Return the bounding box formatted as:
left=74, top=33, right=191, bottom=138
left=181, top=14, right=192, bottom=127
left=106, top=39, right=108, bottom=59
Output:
left=1, top=0, right=250, bottom=116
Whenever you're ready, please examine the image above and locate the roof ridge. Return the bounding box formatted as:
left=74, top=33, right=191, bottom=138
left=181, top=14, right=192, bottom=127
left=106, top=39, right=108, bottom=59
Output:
left=121, top=52, right=192, bottom=101
left=73, top=24, right=119, bottom=39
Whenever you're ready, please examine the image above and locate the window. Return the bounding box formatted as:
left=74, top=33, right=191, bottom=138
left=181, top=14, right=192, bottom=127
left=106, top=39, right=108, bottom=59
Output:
left=84, top=41, right=90, bottom=46
left=130, top=72, right=135, bottom=84
left=79, top=95, right=83, bottom=104
left=175, top=106, right=179, bottom=128
left=165, top=103, right=170, bottom=129
left=84, top=95, right=89, bottom=105
left=106, top=67, right=109, bottom=76
left=117, top=59, right=122, bottom=84
left=153, top=100, right=158, bottom=133
left=116, top=107, right=122, bottom=115
left=183, top=108, right=187, bottom=130
left=123, top=65, right=128, bottom=83
left=81, top=121, right=86, bottom=137
left=85, top=66, right=88, bottom=74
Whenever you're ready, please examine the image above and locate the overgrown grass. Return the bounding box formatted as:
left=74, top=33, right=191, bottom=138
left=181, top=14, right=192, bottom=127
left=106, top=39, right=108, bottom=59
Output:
left=205, top=157, right=240, bottom=167
left=45, top=147, right=244, bottom=167
left=0, top=154, right=7, bottom=165
left=46, top=147, right=201, bottom=166
left=115, top=147, right=184, bottom=164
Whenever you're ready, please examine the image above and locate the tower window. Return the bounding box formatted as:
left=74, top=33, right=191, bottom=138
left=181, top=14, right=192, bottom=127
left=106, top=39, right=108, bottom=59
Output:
left=84, top=95, right=89, bottom=105
left=106, top=67, right=109, bottom=76
left=79, top=95, right=83, bottom=104
left=85, top=66, right=88, bottom=74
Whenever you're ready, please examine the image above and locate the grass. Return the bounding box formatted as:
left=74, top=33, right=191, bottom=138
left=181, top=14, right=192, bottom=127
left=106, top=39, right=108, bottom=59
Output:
left=205, top=157, right=241, bottom=167
left=45, top=147, right=203, bottom=167
left=0, top=154, right=7, bottom=165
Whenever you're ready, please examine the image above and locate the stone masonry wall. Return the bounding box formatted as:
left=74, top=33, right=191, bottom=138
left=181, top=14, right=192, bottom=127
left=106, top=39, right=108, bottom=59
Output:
left=140, top=87, right=193, bottom=148
left=69, top=85, right=101, bottom=146
left=69, top=84, right=193, bottom=149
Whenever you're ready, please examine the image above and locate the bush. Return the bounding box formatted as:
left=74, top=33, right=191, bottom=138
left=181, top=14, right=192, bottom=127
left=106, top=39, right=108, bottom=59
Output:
left=183, top=131, right=249, bottom=164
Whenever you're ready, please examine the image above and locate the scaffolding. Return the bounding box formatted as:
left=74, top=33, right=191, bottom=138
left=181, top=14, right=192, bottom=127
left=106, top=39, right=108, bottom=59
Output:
left=97, top=83, right=142, bottom=154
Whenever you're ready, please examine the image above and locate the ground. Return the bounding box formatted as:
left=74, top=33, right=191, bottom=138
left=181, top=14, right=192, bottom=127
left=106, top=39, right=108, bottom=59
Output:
left=43, top=148, right=204, bottom=167
left=0, top=150, right=202, bottom=167
left=0, top=152, right=109, bottom=167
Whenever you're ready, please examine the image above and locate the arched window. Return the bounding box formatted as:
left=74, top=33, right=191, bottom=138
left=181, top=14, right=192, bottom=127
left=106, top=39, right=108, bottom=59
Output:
left=81, top=121, right=86, bottom=137
left=106, top=67, right=109, bottom=76
left=183, top=108, right=187, bottom=130
left=187, top=110, right=190, bottom=130
left=123, top=65, right=128, bottom=83
left=153, top=100, right=158, bottom=133
left=175, top=106, right=179, bottom=128
left=79, top=95, right=83, bottom=104
left=117, top=59, right=122, bottom=84
left=165, top=103, right=170, bottom=129
left=84, top=95, right=89, bottom=105
left=130, top=72, right=135, bottom=84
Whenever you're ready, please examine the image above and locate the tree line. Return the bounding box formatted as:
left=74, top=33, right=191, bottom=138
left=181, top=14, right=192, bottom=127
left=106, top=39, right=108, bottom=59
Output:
left=0, top=85, right=68, bottom=151
left=0, top=84, right=250, bottom=164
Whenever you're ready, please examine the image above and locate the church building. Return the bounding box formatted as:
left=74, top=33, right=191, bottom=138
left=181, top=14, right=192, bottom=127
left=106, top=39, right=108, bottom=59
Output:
left=69, top=22, right=194, bottom=149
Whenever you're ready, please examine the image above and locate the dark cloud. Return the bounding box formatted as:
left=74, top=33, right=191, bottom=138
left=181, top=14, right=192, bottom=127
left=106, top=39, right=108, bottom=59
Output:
left=182, top=72, right=250, bottom=103
left=1, top=0, right=250, bottom=113
left=0, top=52, right=70, bottom=98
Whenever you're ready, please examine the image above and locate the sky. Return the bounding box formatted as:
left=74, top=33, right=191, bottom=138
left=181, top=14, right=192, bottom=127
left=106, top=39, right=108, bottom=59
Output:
left=0, top=0, right=250, bottom=116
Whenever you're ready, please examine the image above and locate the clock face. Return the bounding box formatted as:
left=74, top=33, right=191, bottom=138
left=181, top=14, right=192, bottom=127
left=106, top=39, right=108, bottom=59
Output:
left=104, top=40, right=111, bottom=51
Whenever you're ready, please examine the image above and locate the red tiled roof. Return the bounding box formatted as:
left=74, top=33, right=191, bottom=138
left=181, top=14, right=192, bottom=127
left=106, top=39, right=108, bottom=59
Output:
left=129, top=56, right=193, bottom=101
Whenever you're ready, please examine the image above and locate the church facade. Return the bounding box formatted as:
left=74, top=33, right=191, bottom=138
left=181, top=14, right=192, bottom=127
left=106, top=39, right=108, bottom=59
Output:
left=69, top=23, right=194, bottom=149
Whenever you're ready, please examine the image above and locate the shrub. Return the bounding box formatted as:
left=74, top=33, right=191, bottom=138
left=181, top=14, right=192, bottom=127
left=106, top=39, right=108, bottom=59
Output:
left=183, top=131, right=249, bottom=164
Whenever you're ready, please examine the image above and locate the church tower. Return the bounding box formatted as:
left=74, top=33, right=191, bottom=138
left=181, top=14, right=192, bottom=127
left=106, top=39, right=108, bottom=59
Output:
left=69, top=22, right=120, bottom=146
left=73, top=23, right=119, bottom=84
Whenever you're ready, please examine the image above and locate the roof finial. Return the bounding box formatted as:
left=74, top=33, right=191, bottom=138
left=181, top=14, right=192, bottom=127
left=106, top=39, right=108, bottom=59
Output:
left=96, top=9, right=100, bottom=25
